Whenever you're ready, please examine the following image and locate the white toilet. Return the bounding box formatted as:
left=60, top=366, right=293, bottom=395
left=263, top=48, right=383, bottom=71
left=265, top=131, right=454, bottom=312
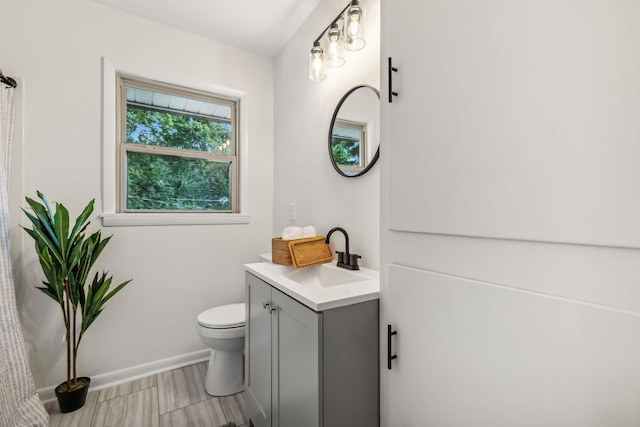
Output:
left=196, top=303, right=246, bottom=396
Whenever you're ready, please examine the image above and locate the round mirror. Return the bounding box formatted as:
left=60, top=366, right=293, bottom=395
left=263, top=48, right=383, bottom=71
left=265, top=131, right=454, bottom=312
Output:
left=328, top=85, right=380, bottom=177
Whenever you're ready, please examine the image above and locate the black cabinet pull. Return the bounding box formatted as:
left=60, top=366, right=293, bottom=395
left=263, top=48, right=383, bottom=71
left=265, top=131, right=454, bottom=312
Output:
left=263, top=302, right=275, bottom=313
left=387, top=324, right=398, bottom=369
left=388, top=57, right=398, bottom=103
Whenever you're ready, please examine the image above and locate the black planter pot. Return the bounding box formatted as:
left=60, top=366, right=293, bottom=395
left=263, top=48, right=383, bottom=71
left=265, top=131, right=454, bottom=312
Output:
left=55, top=377, right=91, bottom=413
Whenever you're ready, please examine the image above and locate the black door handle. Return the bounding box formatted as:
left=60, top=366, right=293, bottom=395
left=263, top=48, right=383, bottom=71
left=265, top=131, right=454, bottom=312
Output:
left=387, top=324, right=397, bottom=369
left=388, top=57, right=398, bottom=103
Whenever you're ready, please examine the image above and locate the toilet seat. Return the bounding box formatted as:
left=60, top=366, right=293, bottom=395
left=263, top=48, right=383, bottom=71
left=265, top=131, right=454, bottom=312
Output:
left=198, top=303, right=245, bottom=329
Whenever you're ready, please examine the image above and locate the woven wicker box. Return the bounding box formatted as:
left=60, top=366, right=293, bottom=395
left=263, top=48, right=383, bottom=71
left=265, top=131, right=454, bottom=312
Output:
left=272, top=237, right=293, bottom=265
left=272, top=236, right=333, bottom=267
left=288, top=237, right=333, bottom=268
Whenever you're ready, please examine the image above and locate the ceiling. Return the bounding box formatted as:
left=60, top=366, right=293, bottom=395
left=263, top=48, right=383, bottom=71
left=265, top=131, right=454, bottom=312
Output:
left=88, top=0, right=323, bottom=57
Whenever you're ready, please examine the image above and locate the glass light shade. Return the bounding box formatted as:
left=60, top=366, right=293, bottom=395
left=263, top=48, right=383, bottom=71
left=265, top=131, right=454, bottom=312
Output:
left=344, top=0, right=366, bottom=51
left=325, top=22, right=345, bottom=67
left=308, top=41, right=327, bottom=81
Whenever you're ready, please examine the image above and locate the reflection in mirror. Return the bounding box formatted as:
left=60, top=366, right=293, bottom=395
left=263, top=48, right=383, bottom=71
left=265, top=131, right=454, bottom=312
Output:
left=329, top=85, right=380, bottom=177
left=332, top=119, right=367, bottom=173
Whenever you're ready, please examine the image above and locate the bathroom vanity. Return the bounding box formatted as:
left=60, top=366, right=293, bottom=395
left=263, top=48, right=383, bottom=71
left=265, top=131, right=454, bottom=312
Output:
left=244, top=262, right=380, bottom=427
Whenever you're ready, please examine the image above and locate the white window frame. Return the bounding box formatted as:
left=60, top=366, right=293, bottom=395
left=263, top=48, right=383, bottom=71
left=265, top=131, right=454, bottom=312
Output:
left=332, top=118, right=368, bottom=173
left=101, top=58, right=250, bottom=226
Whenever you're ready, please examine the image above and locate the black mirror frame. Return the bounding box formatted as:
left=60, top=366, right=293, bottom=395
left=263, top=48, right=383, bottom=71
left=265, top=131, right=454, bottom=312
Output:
left=328, top=85, right=380, bottom=178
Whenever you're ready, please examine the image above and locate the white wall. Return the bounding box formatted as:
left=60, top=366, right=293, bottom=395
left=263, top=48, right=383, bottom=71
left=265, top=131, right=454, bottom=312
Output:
left=274, top=0, right=381, bottom=269
left=1, top=0, right=273, bottom=391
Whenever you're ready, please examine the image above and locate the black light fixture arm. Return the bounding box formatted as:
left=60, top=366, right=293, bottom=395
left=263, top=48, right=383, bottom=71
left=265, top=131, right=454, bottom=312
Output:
left=0, top=69, right=17, bottom=88
left=313, top=2, right=351, bottom=44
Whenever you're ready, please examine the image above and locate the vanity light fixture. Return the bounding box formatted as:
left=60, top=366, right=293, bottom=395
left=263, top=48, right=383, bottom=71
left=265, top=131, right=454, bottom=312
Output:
left=308, top=0, right=366, bottom=81
left=309, top=41, right=327, bottom=81
left=344, top=0, right=366, bottom=51
left=325, top=22, right=345, bottom=67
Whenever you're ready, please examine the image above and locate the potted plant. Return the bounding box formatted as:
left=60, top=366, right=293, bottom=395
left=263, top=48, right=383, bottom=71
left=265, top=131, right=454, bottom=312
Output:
left=22, top=192, right=132, bottom=413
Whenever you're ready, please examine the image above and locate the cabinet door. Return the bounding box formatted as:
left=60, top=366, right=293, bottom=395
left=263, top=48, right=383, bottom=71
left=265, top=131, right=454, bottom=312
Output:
left=245, top=273, right=273, bottom=427
left=272, top=288, right=321, bottom=427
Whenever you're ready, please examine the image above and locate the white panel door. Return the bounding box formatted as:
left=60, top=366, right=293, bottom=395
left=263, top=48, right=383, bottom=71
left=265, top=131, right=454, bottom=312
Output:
left=385, top=0, right=640, bottom=248
left=387, top=264, right=640, bottom=426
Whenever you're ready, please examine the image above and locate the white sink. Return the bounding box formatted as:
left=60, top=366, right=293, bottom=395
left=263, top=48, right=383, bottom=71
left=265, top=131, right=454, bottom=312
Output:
left=282, top=263, right=369, bottom=288
left=245, top=261, right=380, bottom=311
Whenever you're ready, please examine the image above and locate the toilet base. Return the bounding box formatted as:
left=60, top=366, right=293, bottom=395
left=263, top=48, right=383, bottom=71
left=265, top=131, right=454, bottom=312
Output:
left=204, top=349, right=244, bottom=396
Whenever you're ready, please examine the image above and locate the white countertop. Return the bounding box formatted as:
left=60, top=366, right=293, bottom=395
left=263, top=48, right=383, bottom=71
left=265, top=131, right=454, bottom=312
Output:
left=245, top=261, right=380, bottom=311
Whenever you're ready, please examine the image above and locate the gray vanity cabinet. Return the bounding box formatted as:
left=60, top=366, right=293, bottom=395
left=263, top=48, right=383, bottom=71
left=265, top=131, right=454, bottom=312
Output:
left=245, top=272, right=379, bottom=427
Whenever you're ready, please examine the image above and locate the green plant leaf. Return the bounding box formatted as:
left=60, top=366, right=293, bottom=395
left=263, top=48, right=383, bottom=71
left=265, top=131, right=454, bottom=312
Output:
left=101, top=279, right=132, bottom=306
left=36, top=191, right=56, bottom=225
left=53, top=203, right=70, bottom=263
left=36, top=285, right=59, bottom=301
left=70, top=199, right=94, bottom=238
left=80, top=272, right=132, bottom=336
left=23, top=197, right=59, bottom=247
left=23, top=226, right=64, bottom=266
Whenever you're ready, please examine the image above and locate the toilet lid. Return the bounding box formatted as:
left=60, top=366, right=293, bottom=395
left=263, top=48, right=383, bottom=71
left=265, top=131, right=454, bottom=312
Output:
left=197, top=303, right=245, bottom=328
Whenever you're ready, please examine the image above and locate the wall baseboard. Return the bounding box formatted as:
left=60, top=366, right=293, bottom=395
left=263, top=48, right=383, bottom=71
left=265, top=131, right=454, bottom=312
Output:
left=37, top=349, right=210, bottom=403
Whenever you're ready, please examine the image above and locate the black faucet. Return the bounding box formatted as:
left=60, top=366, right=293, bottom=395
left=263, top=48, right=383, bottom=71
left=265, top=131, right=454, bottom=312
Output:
left=325, top=227, right=361, bottom=270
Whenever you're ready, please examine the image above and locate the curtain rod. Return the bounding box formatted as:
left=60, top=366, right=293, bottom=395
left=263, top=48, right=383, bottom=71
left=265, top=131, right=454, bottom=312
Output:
left=0, top=69, right=17, bottom=88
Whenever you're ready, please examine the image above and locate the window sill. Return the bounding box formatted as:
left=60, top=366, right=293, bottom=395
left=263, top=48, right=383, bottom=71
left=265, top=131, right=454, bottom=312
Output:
left=101, top=212, right=250, bottom=227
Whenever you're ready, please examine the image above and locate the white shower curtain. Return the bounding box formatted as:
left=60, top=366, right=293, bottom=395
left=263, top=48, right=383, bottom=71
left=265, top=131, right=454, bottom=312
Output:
left=0, top=84, right=48, bottom=425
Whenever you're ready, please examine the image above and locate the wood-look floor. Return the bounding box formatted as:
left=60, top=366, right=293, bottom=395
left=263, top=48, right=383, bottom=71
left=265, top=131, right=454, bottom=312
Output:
left=45, top=362, right=247, bottom=427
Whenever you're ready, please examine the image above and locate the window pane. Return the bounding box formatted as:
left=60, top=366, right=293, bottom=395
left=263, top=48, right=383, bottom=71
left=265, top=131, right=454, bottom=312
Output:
left=126, top=152, right=231, bottom=211
left=127, top=106, right=232, bottom=154
left=331, top=137, right=361, bottom=167
left=331, top=122, right=364, bottom=167
left=125, top=84, right=233, bottom=155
